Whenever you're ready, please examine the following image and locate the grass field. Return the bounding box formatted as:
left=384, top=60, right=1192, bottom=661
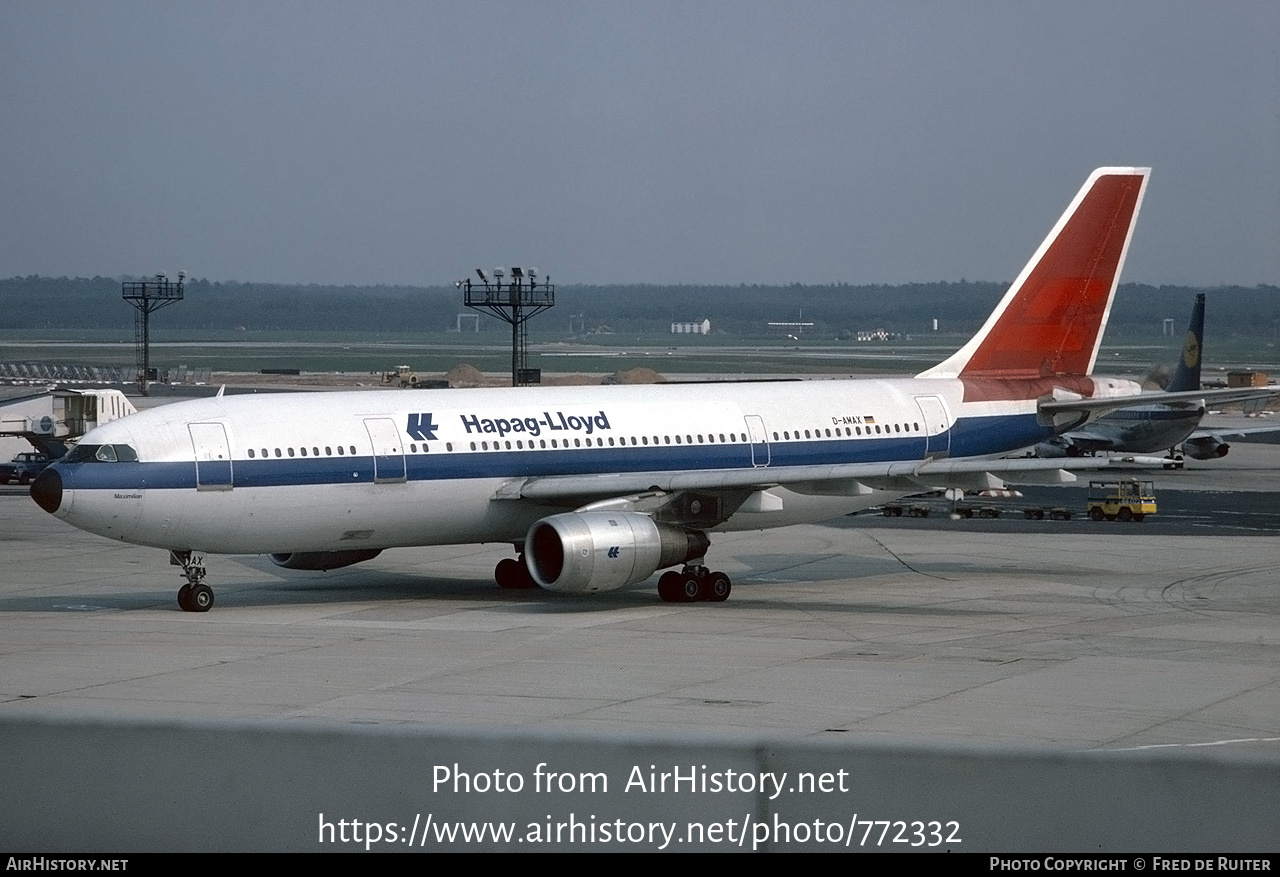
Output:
left=2, top=329, right=1277, bottom=381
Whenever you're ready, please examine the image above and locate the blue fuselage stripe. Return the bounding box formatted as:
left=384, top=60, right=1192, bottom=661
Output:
left=55, top=413, right=1054, bottom=492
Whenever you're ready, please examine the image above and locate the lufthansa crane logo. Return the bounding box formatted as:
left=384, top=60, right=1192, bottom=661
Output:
left=1182, top=331, right=1200, bottom=368
left=406, top=413, right=438, bottom=441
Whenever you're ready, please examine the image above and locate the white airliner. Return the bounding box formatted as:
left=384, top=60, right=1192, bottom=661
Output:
left=36, top=167, right=1169, bottom=611
left=1034, top=293, right=1280, bottom=464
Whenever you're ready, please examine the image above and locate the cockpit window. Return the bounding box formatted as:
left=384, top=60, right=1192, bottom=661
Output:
left=65, top=444, right=99, bottom=462
left=64, top=443, right=139, bottom=463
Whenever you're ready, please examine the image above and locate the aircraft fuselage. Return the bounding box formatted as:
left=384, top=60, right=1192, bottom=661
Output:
left=37, top=376, right=1067, bottom=553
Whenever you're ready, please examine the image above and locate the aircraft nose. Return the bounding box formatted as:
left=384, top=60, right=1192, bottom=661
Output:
left=30, top=467, right=62, bottom=514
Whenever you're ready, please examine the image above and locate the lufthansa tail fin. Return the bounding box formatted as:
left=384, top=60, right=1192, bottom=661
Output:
left=1166, top=293, right=1204, bottom=392
left=919, top=167, right=1150, bottom=380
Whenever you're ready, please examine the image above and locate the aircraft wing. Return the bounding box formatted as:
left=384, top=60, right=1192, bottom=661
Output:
left=1190, top=424, right=1280, bottom=442
left=1039, top=386, right=1280, bottom=418
left=501, top=455, right=1148, bottom=506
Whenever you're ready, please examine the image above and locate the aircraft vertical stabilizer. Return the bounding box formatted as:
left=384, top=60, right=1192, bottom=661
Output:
left=920, top=167, right=1150, bottom=380
left=1166, top=293, right=1205, bottom=392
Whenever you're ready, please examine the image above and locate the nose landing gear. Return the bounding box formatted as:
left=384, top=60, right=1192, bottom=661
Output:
left=171, top=550, right=214, bottom=612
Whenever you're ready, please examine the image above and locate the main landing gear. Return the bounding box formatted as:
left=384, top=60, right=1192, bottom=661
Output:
left=494, top=554, right=538, bottom=589
left=657, top=564, right=732, bottom=603
left=171, top=550, right=215, bottom=612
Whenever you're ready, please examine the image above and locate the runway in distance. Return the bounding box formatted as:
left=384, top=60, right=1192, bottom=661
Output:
left=36, top=167, right=1183, bottom=611
left=1034, top=293, right=1280, bottom=465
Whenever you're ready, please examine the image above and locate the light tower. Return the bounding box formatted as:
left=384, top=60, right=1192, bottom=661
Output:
left=122, top=272, right=185, bottom=395
left=458, top=267, right=555, bottom=386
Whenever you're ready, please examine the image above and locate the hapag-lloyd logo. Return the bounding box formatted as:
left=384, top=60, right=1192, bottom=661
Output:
left=460, top=410, right=611, bottom=438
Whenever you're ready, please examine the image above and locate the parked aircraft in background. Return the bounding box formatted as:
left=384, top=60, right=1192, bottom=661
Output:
left=37, top=168, right=1187, bottom=611
left=1034, top=293, right=1280, bottom=465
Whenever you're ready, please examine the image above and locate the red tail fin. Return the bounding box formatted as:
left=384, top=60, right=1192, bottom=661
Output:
left=920, top=168, right=1149, bottom=380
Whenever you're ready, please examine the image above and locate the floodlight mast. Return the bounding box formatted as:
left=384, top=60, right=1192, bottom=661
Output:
left=459, top=265, right=554, bottom=386
left=121, top=272, right=185, bottom=396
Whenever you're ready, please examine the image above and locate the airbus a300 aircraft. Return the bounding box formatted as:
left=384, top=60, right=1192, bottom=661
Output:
left=35, top=168, right=1166, bottom=611
left=1034, top=293, right=1280, bottom=464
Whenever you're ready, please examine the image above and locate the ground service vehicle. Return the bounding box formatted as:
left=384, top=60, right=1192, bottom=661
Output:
left=0, top=452, right=53, bottom=485
left=1087, top=479, right=1156, bottom=522
left=881, top=503, right=931, bottom=517
left=1023, top=506, right=1073, bottom=520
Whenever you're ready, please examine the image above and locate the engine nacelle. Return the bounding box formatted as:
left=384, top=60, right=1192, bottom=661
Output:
left=1181, top=435, right=1229, bottom=460
left=525, top=512, right=709, bottom=593
left=268, top=549, right=382, bottom=570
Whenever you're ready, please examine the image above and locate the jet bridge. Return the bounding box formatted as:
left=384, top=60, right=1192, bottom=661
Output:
left=0, top=387, right=136, bottom=454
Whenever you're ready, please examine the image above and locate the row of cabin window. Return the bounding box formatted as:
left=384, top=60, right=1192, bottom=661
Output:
left=240, top=423, right=923, bottom=460
left=246, top=443, right=448, bottom=457
left=247, top=445, right=360, bottom=459
left=772, top=422, right=920, bottom=440
left=245, top=434, right=748, bottom=457
left=468, top=432, right=747, bottom=452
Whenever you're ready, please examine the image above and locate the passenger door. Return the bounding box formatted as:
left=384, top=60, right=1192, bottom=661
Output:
left=364, top=417, right=407, bottom=483
left=189, top=422, right=233, bottom=491
left=744, top=415, right=770, bottom=467
left=914, top=396, right=951, bottom=457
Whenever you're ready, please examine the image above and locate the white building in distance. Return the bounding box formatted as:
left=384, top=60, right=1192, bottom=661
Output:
left=671, top=319, right=711, bottom=335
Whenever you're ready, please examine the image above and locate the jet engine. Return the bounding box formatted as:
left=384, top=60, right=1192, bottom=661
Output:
left=1181, top=435, right=1230, bottom=460
left=525, top=512, right=709, bottom=593
left=268, top=549, right=382, bottom=570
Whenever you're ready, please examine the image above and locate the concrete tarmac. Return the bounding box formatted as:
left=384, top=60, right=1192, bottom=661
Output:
left=2, top=442, right=1278, bottom=757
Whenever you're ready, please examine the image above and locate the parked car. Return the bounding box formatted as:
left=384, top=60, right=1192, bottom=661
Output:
left=0, top=452, right=53, bottom=485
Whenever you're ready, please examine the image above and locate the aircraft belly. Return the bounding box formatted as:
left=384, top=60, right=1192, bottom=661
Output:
left=1140, top=422, right=1198, bottom=452
left=1111, top=416, right=1199, bottom=454
left=121, top=478, right=527, bottom=554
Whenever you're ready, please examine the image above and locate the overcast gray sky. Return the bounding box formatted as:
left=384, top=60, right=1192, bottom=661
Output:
left=1, top=1, right=1276, bottom=287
